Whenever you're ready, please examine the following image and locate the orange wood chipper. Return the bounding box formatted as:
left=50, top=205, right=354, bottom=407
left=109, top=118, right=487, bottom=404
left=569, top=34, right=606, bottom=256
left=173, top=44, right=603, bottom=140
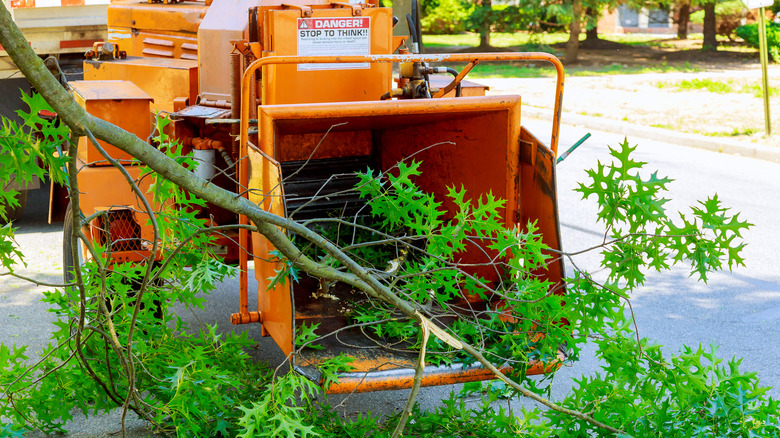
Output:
left=55, top=0, right=567, bottom=394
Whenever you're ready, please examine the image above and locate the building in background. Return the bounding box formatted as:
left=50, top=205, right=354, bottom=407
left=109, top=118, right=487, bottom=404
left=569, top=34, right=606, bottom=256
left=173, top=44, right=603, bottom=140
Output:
left=599, top=5, right=702, bottom=34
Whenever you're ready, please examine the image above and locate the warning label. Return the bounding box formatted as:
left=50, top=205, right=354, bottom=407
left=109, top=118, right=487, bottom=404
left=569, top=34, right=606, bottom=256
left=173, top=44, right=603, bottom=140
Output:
left=297, top=17, right=371, bottom=71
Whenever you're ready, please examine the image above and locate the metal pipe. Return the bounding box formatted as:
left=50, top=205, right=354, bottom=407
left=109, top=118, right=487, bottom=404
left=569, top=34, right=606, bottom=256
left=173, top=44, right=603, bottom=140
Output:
left=758, top=7, right=772, bottom=136
left=240, top=52, right=564, bottom=155
left=556, top=133, right=590, bottom=164
left=218, top=147, right=236, bottom=169
left=205, top=118, right=257, bottom=125
left=236, top=52, right=566, bottom=324
left=230, top=52, right=241, bottom=160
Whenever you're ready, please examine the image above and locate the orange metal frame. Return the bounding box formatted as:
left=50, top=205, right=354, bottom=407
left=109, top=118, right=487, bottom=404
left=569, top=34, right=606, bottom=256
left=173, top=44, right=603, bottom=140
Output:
left=233, top=52, right=565, bottom=327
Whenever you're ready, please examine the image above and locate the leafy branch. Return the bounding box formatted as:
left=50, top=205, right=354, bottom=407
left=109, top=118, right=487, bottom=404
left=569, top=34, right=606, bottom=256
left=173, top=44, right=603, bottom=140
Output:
left=0, top=4, right=774, bottom=437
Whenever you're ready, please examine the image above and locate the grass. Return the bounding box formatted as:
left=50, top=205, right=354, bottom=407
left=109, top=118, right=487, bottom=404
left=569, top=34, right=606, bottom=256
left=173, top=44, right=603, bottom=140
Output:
left=450, top=64, right=549, bottom=78
left=426, top=31, right=706, bottom=77
left=423, top=32, right=569, bottom=49
left=702, top=127, right=760, bottom=137
left=658, top=78, right=735, bottom=93
left=447, top=61, right=700, bottom=79
left=651, top=123, right=679, bottom=130
left=741, top=83, right=780, bottom=98
left=652, top=122, right=761, bottom=138
left=568, top=61, right=700, bottom=76
left=578, top=111, right=603, bottom=117
left=657, top=78, right=780, bottom=97
left=423, top=32, right=676, bottom=49
left=598, top=34, right=677, bottom=48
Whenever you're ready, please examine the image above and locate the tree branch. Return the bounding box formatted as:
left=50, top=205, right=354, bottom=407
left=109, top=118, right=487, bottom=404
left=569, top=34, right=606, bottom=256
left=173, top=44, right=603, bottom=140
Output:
left=0, top=7, right=624, bottom=434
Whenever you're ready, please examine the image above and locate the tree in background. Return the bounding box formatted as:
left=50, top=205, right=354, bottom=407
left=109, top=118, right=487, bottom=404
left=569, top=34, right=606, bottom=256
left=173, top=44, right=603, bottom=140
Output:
left=419, top=0, right=472, bottom=34
left=703, top=0, right=719, bottom=49
left=675, top=0, right=693, bottom=39
left=585, top=6, right=601, bottom=44
left=566, top=0, right=585, bottom=62
left=521, top=0, right=648, bottom=64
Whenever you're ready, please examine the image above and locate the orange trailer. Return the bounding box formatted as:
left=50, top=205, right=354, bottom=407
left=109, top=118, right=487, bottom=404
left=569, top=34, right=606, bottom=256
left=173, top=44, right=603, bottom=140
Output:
left=58, top=0, right=567, bottom=393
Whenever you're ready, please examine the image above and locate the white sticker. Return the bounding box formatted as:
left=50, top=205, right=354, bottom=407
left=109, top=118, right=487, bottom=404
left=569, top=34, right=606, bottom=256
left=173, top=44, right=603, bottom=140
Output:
left=297, top=17, right=371, bottom=71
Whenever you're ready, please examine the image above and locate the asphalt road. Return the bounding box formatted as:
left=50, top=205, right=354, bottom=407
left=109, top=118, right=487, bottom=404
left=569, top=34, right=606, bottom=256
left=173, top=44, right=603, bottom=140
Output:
left=2, top=122, right=779, bottom=435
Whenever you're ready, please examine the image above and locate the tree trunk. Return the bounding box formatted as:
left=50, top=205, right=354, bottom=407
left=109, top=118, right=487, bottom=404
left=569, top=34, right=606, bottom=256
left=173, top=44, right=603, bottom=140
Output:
left=585, top=7, right=599, bottom=42
left=478, top=0, right=492, bottom=48
left=702, top=1, right=718, bottom=50
left=676, top=0, right=691, bottom=40
left=566, top=0, right=583, bottom=64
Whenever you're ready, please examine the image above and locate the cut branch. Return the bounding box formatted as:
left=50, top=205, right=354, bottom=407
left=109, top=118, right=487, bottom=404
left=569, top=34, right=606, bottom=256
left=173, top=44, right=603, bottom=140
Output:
left=0, top=6, right=624, bottom=434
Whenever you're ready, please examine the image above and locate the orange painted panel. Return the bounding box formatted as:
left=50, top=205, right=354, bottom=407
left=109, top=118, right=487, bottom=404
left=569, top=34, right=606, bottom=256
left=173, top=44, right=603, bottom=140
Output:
left=71, top=80, right=152, bottom=165
left=10, top=0, right=35, bottom=8
left=107, top=2, right=205, bottom=36
left=261, top=7, right=392, bottom=105
left=75, top=165, right=160, bottom=247
left=247, top=145, right=293, bottom=355
left=83, top=57, right=198, bottom=113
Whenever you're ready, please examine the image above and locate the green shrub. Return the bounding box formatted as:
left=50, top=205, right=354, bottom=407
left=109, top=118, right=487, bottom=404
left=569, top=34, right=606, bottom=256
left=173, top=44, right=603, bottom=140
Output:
left=420, top=0, right=472, bottom=35
left=736, top=22, right=780, bottom=62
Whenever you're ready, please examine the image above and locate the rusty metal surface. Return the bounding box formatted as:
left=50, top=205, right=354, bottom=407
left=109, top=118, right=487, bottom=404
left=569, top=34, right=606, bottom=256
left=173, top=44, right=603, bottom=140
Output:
left=307, top=358, right=561, bottom=394
left=245, top=144, right=292, bottom=353
left=518, top=127, right=566, bottom=294
left=107, top=2, right=205, bottom=38
left=255, top=96, right=523, bottom=236
left=238, top=56, right=564, bottom=351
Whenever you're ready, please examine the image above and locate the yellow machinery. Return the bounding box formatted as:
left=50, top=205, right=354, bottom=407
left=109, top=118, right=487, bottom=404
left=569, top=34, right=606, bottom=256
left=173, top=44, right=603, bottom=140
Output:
left=59, top=0, right=567, bottom=393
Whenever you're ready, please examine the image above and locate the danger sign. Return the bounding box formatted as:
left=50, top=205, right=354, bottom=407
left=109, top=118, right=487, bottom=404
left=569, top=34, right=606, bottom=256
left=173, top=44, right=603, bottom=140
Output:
left=297, top=17, right=371, bottom=71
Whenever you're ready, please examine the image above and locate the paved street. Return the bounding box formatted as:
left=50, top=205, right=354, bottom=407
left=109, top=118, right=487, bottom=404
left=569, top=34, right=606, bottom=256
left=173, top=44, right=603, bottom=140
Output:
left=2, top=121, right=780, bottom=435
left=538, top=120, right=780, bottom=401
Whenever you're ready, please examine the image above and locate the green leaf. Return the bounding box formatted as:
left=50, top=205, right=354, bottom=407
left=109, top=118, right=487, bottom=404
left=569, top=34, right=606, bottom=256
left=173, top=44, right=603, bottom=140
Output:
left=318, top=354, right=355, bottom=391
left=295, top=322, right=324, bottom=351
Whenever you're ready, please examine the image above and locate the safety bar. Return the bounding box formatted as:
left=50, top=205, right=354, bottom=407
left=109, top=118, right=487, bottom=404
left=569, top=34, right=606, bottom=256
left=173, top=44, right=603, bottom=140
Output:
left=233, top=52, right=565, bottom=325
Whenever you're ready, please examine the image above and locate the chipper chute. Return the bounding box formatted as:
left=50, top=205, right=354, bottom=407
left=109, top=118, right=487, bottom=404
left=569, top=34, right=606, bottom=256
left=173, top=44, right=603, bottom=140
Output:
left=233, top=52, right=567, bottom=393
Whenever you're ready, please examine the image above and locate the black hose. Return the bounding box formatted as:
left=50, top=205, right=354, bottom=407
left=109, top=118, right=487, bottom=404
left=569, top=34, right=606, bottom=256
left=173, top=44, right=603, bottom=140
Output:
left=412, top=0, right=423, bottom=53
left=444, top=67, right=462, bottom=97
left=405, top=13, right=417, bottom=49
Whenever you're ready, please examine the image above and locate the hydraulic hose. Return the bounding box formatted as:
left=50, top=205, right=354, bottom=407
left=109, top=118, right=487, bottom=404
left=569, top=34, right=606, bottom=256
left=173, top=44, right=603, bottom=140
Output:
left=444, top=67, right=462, bottom=97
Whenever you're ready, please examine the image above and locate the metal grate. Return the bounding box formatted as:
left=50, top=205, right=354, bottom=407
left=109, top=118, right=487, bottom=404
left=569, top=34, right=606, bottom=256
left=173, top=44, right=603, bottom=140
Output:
left=281, top=156, right=375, bottom=220
left=93, top=209, right=142, bottom=252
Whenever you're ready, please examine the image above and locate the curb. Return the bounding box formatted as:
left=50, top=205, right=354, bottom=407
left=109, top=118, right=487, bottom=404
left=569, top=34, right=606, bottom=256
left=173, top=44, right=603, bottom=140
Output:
left=524, top=107, right=780, bottom=163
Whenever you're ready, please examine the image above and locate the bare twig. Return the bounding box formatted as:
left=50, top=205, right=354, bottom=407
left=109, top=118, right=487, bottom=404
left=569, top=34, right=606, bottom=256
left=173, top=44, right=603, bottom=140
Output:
left=0, top=272, right=71, bottom=287
left=391, top=313, right=428, bottom=438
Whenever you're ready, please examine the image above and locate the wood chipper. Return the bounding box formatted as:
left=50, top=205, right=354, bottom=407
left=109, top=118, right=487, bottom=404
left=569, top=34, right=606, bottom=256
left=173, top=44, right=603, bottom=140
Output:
left=55, top=0, right=567, bottom=394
